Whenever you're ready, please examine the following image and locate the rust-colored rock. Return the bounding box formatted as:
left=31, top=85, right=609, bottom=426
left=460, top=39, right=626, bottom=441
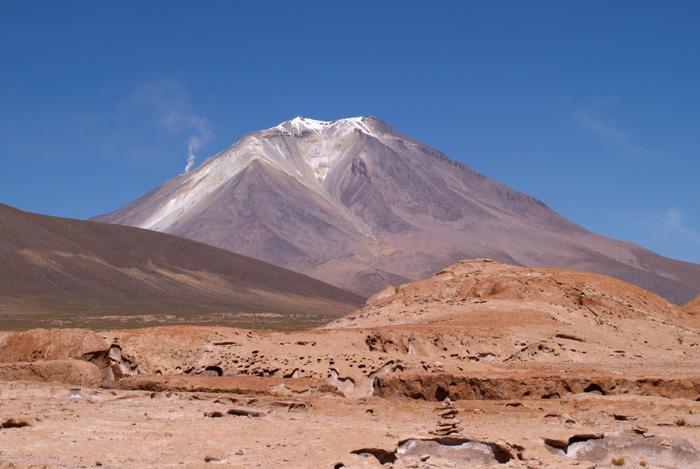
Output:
left=0, top=328, right=109, bottom=363
left=684, top=294, right=700, bottom=317
left=0, top=359, right=102, bottom=387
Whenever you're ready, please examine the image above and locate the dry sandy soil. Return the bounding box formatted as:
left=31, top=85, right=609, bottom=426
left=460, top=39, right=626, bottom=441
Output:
left=2, top=260, right=700, bottom=468
left=2, top=380, right=700, bottom=468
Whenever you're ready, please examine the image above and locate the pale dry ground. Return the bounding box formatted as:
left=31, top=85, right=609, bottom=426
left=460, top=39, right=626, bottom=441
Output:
left=3, top=261, right=700, bottom=468
left=2, top=380, right=700, bottom=468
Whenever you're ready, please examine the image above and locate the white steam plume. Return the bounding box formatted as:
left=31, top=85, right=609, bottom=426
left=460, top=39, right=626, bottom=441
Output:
left=184, top=125, right=211, bottom=172
left=162, top=112, right=212, bottom=173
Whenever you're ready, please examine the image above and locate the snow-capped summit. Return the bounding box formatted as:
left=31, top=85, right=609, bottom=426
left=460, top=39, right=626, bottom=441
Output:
left=93, top=117, right=700, bottom=304
left=275, top=116, right=383, bottom=139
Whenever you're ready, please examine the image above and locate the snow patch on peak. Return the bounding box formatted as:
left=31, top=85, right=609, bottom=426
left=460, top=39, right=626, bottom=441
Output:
left=268, top=116, right=381, bottom=184
left=275, top=116, right=378, bottom=138
left=347, top=117, right=377, bottom=138
left=290, top=116, right=333, bottom=132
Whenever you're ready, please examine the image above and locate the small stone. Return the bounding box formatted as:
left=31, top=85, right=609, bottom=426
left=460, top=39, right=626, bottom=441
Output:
left=235, top=450, right=244, bottom=456
left=204, top=452, right=224, bottom=463
left=435, top=423, right=456, bottom=429
left=435, top=381, right=449, bottom=400
left=438, top=418, right=460, bottom=425
left=660, top=439, right=671, bottom=447
left=420, top=454, right=430, bottom=461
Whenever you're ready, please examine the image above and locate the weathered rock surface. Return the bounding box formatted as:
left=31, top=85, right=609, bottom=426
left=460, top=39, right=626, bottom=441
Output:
left=684, top=293, right=700, bottom=317
left=0, top=359, right=102, bottom=387
left=546, top=431, right=700, bottom=468
left=329, top=258, right=685, bottom=329
left=0, top=328, right=109, bottom=363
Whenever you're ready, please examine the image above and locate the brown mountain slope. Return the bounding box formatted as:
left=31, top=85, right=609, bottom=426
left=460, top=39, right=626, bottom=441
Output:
left=93, top=117, right=700, bottom=304
left=684, top=294, right=700, bottom=315
left=0, top=204, right=363, bottom=329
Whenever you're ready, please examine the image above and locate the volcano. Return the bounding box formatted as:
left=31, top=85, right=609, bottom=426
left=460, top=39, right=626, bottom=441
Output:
left=94, top=116, right=700, bottom=304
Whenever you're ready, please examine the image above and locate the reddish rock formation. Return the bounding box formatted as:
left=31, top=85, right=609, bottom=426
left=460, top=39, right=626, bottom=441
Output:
left=684, top=293, right=700, bottom=316
left=0, top=360, right=102, bottom=387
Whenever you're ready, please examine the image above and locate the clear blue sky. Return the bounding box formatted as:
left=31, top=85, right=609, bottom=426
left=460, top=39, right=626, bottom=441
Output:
left=1, top=1, right=699, bottom=263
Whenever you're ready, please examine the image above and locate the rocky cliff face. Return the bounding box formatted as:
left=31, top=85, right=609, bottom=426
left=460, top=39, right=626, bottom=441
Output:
left=94, top=117, right=700, bottom=304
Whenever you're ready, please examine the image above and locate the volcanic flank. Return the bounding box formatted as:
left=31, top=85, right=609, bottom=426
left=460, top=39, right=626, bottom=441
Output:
left=94, top=116, right=700, bottom=305
left=0, top=203, right=363, bottom=329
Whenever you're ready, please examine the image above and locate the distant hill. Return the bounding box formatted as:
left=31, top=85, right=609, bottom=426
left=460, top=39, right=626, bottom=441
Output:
left=94, top=116, right=700, bottom=304
left=325, top=258, right=685, bottom=331
left=0, top=204, right=364, bottom=329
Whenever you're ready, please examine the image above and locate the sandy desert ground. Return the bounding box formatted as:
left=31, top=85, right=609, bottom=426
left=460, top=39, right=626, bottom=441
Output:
left=2, top=379, right=700, bottom=468
left=2, top=260, right=700, bottom=468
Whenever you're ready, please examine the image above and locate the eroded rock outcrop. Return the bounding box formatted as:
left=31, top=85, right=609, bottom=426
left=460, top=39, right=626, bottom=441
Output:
left=0, top=329, right=139, bottom=385
left=373, top=371, right=700, bottom=401
left=684, top=294, right=700, bottom=324
left=0, top=328, right=109, bottom=363
left=0, top=359, right=102, bottom=387
left=545, top=432, right=700, bottom=468
left=353, top=436, right=516, bottom=466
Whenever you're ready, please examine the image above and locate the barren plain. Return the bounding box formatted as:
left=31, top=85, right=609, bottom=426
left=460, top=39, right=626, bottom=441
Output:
left=2, top=260, right=700, bottom=467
